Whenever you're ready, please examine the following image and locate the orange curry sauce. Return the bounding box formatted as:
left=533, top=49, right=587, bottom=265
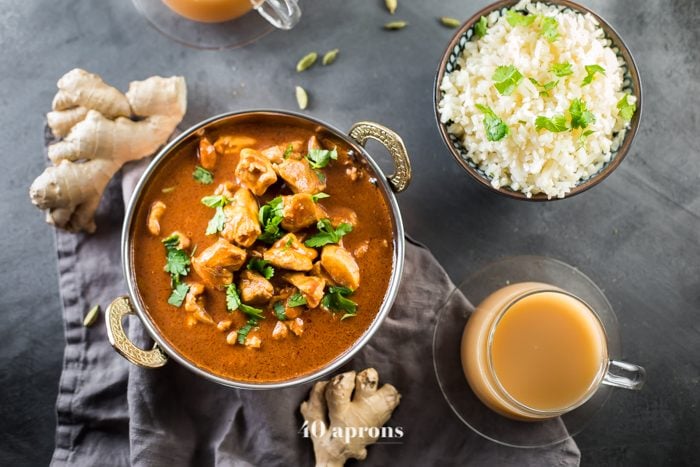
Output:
left=131, top=122, right=394, bottom=382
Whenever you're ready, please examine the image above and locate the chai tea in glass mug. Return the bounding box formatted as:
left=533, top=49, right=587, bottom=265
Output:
left=461, top=282, right=645, bottom=421
left=163, top=0, right=301, bottom=29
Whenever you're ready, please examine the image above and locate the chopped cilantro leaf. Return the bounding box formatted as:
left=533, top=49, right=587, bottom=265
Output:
left=506, top=10, right=536, bottom=27
left=475, top=16, right=488, bottom=38
left=225, top=284, right=265, bottom=319
left=535, top=115, right=569, bottom=132
left=161, top=233, right=180, bottom=250
left=529, top=77, right=558, bottom=96
left=569, top=98, right=596, bottom=130
left=582, top=64, right=605, bottom=86
left=237, top=318, right=259, bottom=345
left=304, top=219, right=352, bottom=247
left=273, top=301, right=287, bottom=320
left=287, top=292, right=307, bottom=308
left=306, top=148, right=338, bottom=169
left=492, top=65, right=523, bottom=96
left=577, top=130, right=595, bottom=149
left=246, top=257, right=274, bottom=280
left=192, top=165, right=213, bottom=184
left=550, top=62, right=574, bottom=77
left=283, top=144, right=293, bottom=159
left=475, top=104, right=509, bottom=142
left=201, top=194, right=230, bottom=208
left=617, top=94, right=636, bottom=122
left=322, top=286, right=358, bottom=318
left=540, top=16, right=559, bottom=42
left=164, top=248, right=190, bottom=281
left=311, top=192, right=330, bottom=202
left=258, top=197, right=285, bottom=244
left=205, top=206, right=226, bottom=235
left=167, top=282, right=189, bottom=307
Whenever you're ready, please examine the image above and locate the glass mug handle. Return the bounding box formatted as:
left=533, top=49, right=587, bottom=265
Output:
left=602, top=360, right=646, bottom=390
left=252, top=0, right=301, bottom=30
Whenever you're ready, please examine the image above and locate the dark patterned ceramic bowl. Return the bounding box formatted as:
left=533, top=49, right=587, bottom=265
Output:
left=434, top=0, right=642, bottom=201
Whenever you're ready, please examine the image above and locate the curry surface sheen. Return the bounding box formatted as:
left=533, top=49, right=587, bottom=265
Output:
left=131, top=122, right=394, bottom=382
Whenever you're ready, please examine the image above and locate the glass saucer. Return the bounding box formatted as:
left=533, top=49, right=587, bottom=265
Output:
left=432, top=256, right=619, bottom=448
left=132, top=0, right=273, bottom=50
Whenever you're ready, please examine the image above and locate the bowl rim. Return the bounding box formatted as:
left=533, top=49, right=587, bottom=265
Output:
left=433, top=0, right=643, bottom=201
left=121, top=109, right=406, bottom=390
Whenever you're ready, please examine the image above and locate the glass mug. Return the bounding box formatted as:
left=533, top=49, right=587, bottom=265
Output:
left=461, top=282, right=646, bottom=421
left=162, top=0, right=301, bottom=29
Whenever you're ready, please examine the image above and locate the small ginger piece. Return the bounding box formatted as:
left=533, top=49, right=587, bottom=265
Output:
left=29, top=68, right=187, bottom=233
left=300, top=368, right=401, bottom=467
left=287, top=317, right=305, bottom=336
left=184, top=282, right=214, bottom=325
left=147, top=201, right=166, bottom=236
left=272, top=321, right=288, bottom=340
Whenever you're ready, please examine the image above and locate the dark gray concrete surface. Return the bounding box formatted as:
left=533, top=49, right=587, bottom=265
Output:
left=0, top=0, right=698, bottom=465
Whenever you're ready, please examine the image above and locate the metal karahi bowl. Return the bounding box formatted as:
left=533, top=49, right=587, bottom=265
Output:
left=434, top=0, right=642, bottom=200
left=105, top=110, right=412, bottom=389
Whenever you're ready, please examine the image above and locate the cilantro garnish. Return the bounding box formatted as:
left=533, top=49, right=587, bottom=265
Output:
left=205, top=206, right=226, bottom=235
left=617, top=94, right=636, bottom=122
left=492, top=65, right=523, bottom=96
left=311, top=192, right=330, bottom=202
left=577, top=130, right=595, bottom=149
left=540, top=16, right=559, bottom=42
left=246, top=257, right=274, bottom=280
left=582, top=64, right=605, bottom=86
left=201, top=194, right=230, bottom=208
left=167, top=282, right=190, bottom=307
left=283, top=144, right=294, bottom=159
left=287, top=292, right=307, bottom=308
left=475, top=104, right=509, bottom=142
left=258, top=197, right=285, bottom=244
left=505, top=10, right=536, bottom=27
left=304, top=219, right=352, bottom=247
left=475, top=16, right=488, bottom=39
left=225, top=284, right=265, bottom=319
left=192, top=165, right=213, bottom=184
left=273, top=301, right=287, bottom=320
left=322, top=286, right=358, bottom=320
left=529, top=77, right=558, bottom=96
left=535, top=115, right=569, bottom=132
left=237, top=318, right=259, bottom=345
left=550, top=62, right=574, bottom=77
left=306, top=148, right=338, bottom=169
left=569, top=98, right=596, bottom=130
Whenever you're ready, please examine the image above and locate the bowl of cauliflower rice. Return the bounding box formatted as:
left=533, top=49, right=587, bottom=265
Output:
left=435, top=0, right=641, bottom=200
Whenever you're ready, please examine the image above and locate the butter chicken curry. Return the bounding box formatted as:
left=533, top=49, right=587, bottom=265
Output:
left=131, top=120, right=395, bottom=382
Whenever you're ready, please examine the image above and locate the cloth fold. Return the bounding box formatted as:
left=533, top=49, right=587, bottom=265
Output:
left=51, top=162, right=580, bottom=466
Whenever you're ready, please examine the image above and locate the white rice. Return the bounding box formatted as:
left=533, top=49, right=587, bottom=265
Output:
left=438, top=0, right=636, bottom=198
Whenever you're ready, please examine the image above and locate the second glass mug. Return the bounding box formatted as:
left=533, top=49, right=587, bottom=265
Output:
left=461, top=283, right=646, bottom=421
left=163, top=0, right=301, bottom=30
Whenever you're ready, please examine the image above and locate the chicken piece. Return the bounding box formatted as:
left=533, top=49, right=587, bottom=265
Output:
left=147, top=200, right=166, bottom=236
left=311, top=261, right=336, bottom=286
left=283, top=272, right=326, bottom=308
left=324, top=205, right=358, bottom=228
left=280, top=193, right=323, bottom=232
left=245, top=335, right=262, bottom=348
left=222, top=187, right=261, bottom=248
left=184, top=282, right=214, bottom=325
left=275, top=158, right=326, bottom=194
left=168, top=231, right=191, bottom=250
left=192, top=238, right=247, bottom=290
left=235, top=148, right=278, bottom=196
left=307, top=135, right=321, bottom=152
left=263, top=233, right=318, bottom=271
left=287, top=317, right=304, bottom=337
left=213, top=135, right=257, bottom=155
left=272, top=321, right=289, bottom=340
left=239, top=270, right=274, bottom=305
left=199, top=137, right=218, bottom=170
left=261, top=140, right=304, bottom=164
left=214, top=181, right=235, bottom=199
left=321, top=245, right=360, bottom=290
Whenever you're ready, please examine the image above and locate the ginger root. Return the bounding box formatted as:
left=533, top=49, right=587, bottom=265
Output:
left=300, top=368, right=401, bottom=467
left=29, top=69, right=187, bottom=233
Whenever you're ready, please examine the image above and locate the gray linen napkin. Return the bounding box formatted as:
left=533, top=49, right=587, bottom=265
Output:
left=51, top=162, right=580, bottom=466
